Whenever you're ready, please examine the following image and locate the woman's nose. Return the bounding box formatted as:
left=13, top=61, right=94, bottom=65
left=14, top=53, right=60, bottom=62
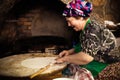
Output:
left=68, top=22, right=71, bottom=26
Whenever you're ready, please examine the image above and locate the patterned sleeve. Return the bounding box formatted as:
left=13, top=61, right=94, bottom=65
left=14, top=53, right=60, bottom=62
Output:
left=80, top=23, right=116, bottom=62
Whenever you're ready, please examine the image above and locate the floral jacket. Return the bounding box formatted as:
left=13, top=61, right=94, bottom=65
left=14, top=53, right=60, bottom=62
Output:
left=79, top=19, right=116, bottom=63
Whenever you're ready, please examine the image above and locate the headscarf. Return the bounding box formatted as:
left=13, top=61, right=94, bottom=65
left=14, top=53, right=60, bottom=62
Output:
left=63, top=0, right=93, bottom=17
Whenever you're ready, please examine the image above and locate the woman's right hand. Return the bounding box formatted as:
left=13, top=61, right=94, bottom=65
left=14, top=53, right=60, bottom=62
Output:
left=59, top=50, right=70, bottom=58
left=59, top=48, right=75, bottom=57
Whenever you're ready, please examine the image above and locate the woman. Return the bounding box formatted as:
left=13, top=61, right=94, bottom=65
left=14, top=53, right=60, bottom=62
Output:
left=56, top=0, right=118, bottom=80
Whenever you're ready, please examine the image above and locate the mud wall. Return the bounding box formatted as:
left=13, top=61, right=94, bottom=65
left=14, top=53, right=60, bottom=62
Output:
left=92, top=0, right=120, bottom=23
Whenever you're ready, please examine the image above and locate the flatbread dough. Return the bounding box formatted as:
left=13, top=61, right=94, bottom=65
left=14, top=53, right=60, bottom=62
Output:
left=21, top=57, right=56, bottom=69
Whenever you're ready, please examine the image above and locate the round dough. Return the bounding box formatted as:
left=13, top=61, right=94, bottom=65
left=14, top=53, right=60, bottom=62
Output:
left=21, top=57, right=56, bottom=69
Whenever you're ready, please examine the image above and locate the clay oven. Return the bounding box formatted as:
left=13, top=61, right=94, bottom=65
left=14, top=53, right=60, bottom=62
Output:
left=0, top=0, right=75, bottom=57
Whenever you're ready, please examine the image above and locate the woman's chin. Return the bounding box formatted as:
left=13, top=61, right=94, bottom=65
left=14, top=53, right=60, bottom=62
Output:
left=74, top=28, right=80, bottom=31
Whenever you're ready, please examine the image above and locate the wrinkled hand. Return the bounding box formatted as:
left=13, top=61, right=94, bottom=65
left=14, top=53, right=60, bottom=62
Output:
left=55, top=56, right=67, bottom=64
left=59, top=50, right=70, bottom=58
left=55, top=50, right=72, bottom=64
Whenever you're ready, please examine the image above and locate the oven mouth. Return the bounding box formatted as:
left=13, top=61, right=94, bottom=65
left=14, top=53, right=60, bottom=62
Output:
left=12, top=36, right=69, bottom=55
left=16, top=36, right=68, bottom=46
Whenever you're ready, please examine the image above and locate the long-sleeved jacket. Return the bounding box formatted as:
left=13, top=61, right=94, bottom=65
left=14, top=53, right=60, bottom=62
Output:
left=79, top=20, right=116, bottom=63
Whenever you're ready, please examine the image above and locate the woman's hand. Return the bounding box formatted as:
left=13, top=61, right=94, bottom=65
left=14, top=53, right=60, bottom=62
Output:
left=55, top=56, right=68, bottom=64
left=56, top=52, right=94, bottom=65
left=59, top=50, right=69, bottom=58
left=55, top=50, right=70, bottom=64
left=56, top=48, right=74, bottom=64
left=59, top=48, right=75, bottom=58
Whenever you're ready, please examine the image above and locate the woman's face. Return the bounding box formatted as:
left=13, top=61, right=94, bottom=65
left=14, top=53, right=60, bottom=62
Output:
left=66, top=17, right=84, bottom=31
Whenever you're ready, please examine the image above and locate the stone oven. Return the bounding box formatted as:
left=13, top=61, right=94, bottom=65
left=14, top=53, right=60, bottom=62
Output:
left=0, top=0, right=76, bottom=57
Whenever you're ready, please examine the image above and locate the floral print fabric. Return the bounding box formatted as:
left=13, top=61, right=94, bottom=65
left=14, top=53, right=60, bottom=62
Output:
left=80, top=20, right=116, bottom=63
left=63, top=0, right=92, bottom=17
left=62, top=64, right=94, bottom=80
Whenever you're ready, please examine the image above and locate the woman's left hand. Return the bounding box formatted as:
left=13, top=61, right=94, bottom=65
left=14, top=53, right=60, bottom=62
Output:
left=55, top=56, right=68, bottom=64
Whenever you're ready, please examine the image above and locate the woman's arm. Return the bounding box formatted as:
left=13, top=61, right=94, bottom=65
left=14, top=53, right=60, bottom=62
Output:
left=56, top=51, right=94, bottom=65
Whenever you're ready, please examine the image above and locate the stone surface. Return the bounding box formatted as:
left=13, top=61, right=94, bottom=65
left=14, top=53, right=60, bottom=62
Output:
left=0, top=53, right=66, bottom=77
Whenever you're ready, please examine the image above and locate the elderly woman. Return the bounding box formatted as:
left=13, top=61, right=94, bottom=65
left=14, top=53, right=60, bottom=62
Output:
left=56, top=0, right=118, bottom=80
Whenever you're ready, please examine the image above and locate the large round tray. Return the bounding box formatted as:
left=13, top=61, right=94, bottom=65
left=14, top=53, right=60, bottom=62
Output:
left=0, top=53, right=67, bottom=80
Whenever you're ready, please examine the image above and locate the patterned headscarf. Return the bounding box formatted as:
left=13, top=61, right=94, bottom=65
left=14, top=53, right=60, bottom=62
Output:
left=63, top=0, right=93, bottom=17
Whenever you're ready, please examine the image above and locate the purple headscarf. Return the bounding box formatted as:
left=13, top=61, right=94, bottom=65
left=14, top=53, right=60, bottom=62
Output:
left=63, top=0, right=93, bottom=17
